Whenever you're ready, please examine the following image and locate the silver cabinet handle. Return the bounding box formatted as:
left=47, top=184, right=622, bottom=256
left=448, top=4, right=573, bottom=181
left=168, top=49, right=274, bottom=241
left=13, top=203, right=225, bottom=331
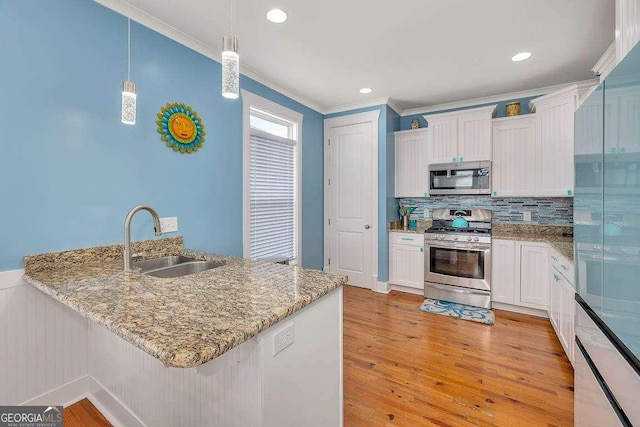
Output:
left=364, top=224, right=370, bottom=229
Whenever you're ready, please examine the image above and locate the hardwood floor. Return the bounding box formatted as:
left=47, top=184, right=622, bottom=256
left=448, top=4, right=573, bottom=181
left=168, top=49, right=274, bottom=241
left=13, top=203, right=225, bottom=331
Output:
left=343, top=285, right=574, bottom=427
left=64, top=398, right=111, bottom=427
left=62, top=286, right=574, bottom=426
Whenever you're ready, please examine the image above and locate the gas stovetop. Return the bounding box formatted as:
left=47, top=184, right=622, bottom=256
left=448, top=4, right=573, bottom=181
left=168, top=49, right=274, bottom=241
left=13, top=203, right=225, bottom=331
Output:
left=427, top=226, right=491, bottom=234
left=425, top=208, right=492, bottom=244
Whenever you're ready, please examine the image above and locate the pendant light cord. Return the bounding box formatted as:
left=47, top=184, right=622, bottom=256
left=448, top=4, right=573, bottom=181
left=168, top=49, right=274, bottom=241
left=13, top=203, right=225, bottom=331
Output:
left=229, top=0, right=233, bottom=35
left=127, top=0, right=131, bottom=81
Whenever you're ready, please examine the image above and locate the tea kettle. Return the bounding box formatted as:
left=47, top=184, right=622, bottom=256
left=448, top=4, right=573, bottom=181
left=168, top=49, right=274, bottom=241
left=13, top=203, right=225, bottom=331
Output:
left=451, top=210, right=469, bottom=228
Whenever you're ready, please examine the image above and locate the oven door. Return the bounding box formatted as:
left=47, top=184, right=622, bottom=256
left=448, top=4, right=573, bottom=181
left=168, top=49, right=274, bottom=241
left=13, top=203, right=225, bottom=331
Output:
left=424, top=243, right=491, bottom=291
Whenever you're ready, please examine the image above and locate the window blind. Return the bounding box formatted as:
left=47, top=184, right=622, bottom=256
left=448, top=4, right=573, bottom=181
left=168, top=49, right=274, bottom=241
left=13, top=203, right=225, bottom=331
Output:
left=249, top=128, right=297, bottom=261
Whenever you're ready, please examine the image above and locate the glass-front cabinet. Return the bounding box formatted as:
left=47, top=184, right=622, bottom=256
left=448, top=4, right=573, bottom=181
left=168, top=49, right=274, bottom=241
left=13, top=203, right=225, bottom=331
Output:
left=574, top=42, right=640, bottom=427
left=575, top=51, right=640, bottom=361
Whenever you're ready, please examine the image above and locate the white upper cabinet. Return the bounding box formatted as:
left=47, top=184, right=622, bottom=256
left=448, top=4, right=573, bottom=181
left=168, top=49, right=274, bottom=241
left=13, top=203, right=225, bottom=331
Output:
left=616, top=0, right=640, bottom=63
left=530, top=86, right=579, bottom=197
left=429, top=118, right=458, bottom=164
left=616, top=87, right=640, bottom=154
left=491, top=116, right=536, bottom=197
left=424, top=105, right=496, bottom=164
left=457, top=112, right=493, bottom=162
left=394, top=129, right=429, bottom=197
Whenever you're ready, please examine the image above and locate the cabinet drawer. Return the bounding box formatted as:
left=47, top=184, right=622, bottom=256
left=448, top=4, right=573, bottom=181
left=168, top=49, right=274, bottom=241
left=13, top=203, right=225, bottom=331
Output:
left=550, top=249, right=574, bottom=286
left=390, top=232, right=424, bottom=247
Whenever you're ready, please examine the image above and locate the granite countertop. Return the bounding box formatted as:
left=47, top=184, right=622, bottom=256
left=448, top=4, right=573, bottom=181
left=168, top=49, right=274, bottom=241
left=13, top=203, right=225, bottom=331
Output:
left=388, top=219, right=431, bottom=234
left=388, top=221, right=574, bottom=261
left=23, top=237, right=347, bottom=368
left=492, top=224, right=574, bottom=262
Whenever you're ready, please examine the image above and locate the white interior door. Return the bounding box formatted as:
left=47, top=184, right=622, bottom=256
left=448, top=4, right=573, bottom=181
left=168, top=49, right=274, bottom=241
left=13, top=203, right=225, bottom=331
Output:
left=327, top=121, right=374, bottom=289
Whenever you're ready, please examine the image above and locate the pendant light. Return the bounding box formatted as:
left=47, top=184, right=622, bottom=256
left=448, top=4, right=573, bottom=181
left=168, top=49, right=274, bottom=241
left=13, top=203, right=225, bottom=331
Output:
left=121, top=0, right=136, bottom=124
left=222, top=0, right=239, bottom=99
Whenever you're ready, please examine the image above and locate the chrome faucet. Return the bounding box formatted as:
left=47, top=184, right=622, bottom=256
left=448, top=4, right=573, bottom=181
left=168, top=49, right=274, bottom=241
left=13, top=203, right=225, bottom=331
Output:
left=124, top=205, right=162, bottom=270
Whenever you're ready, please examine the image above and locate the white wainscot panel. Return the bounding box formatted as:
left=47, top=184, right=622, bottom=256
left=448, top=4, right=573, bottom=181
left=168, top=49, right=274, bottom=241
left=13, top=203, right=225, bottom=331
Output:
left=89, top=321, right=262, bottom=427
left=0, top=270, right=88, bottom=405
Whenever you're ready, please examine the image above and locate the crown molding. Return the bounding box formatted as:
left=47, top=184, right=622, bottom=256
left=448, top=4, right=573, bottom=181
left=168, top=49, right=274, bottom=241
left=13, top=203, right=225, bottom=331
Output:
left=92, top=0, right=325, bottom=114
left=592, top=42, right=616, bottom=79
left=322, top=97, right=392, bottom=115
left=400, top=80, right=598, bottom=117
left=386, top=98, right=403, bottom=116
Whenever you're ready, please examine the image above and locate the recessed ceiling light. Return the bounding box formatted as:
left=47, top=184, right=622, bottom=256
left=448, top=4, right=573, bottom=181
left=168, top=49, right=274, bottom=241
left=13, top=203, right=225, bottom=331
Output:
left=266, top=9, right=288, bottom=24
left=359, top=88, right=373, bottom=94
left=511, top=52, right=532, bottom=62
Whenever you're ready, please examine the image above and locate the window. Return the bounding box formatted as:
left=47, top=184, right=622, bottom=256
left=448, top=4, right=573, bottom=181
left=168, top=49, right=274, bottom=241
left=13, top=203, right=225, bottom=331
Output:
left=242, top=91, right=303, bottom=263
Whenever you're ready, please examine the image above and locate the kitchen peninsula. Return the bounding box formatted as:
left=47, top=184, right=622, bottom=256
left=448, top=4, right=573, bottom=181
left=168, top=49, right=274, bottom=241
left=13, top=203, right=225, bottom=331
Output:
left=23, top=237, right=346, bottom=427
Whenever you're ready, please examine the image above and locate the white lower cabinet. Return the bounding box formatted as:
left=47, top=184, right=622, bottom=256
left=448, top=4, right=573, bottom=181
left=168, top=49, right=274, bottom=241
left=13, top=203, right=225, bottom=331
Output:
left=491, top=239, right=516, bottom=303
left=389, top=232, right=424, bottom=289
left=491, top=240, right=549, bottom=310
left=493, top=240, right=574, bottom=364
left=550, top=249, right=575, bottom=364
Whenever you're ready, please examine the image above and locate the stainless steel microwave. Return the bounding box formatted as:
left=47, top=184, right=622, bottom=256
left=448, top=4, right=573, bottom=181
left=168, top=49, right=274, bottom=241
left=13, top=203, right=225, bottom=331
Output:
left=428, top=161, right=491, bottom=195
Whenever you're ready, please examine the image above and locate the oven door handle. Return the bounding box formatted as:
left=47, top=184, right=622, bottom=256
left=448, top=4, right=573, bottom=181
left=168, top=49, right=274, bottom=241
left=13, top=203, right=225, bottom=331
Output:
left=426, top=243, right=491, bottom=251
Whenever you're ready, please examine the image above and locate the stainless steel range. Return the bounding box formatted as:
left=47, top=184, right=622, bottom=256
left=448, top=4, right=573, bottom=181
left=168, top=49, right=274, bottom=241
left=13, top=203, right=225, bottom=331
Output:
left=424, top=208, right=492, bottom=308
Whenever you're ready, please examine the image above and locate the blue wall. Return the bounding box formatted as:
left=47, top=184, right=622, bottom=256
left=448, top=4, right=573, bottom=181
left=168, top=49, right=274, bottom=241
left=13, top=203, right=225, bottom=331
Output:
left=0, top=0, right=324, bottom=271
left=400, top=96, right=540, bottom=130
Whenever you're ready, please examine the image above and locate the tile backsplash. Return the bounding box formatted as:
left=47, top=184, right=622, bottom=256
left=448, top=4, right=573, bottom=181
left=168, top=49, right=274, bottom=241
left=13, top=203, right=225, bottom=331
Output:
left=400, top=196, right=573, bottom=225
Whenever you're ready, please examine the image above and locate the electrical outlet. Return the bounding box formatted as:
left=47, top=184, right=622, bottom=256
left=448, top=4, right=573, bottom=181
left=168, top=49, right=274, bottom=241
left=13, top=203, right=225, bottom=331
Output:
left=423, top=208, right=430, bottom=219
left=523, top=211, right=532, bottom=222
left=159, top=217, right=178, bottom=233
left=273, top=323, right=295, bottom=356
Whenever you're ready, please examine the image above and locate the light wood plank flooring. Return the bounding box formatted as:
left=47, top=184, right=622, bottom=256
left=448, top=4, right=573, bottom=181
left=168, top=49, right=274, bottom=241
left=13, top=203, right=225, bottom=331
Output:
left=343, top=285, right=574, bottom=427
left=64, top=286, right=574, bottom=426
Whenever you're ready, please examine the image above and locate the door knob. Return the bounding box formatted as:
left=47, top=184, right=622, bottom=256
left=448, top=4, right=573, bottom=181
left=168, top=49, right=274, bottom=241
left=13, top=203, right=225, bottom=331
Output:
left=364, top=224, right=370, bottom=229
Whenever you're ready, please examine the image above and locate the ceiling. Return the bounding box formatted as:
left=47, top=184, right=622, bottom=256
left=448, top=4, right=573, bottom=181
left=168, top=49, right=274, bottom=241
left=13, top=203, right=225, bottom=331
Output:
left=101, top=0, right=615, bottom=113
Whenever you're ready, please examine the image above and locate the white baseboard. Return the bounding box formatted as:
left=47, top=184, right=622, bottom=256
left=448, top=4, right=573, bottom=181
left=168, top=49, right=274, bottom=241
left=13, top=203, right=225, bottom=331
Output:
left=373, top=281, right=390, bottom=293
left=492, top=302, right=548, bottom=318
left=18, top=373, right=143, bottom=427
left=390, top=284, right=425, bottom=296
left=21, top=375, right=92, bottom=407
left=88, top=377, right=146, bottom=427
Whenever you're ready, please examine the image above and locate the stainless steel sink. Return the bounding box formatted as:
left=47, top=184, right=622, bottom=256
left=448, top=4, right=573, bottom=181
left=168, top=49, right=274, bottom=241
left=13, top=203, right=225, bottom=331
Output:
left=144, top=261, right=225, bottom=278
left=133, top=255, right=197, bottom=272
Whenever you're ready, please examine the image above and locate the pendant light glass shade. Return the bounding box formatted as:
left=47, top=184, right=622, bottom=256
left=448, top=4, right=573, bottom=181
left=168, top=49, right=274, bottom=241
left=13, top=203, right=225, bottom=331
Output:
left=222, top=36, right=239, bottom=99
left=121, top=80, right=137, bottom=125
left=121, top=0, right=137, bottom=124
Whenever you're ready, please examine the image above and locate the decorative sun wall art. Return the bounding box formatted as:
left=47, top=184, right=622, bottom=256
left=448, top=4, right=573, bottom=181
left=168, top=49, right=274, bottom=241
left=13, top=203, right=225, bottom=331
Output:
left=156, top=102, right=206, bottom=153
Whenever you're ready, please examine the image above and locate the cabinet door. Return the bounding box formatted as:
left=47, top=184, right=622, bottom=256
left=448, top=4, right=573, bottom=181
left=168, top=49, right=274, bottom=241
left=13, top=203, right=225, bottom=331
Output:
left=616, top=90, right=640, bottom=153
left=394, top=131, right=429, bottom=197
left=428, top=118, right=459, bottom=164
left=518, top=242, right=549, bottom=309
left=458, top=113, right=492, bottom=162
left=491, top=239, right=516, bottom=304
left=575, top=96, right=607, bottom=156
left=389, top=243, right=425, bottom=289
left=492, top=117, right=536, bottom=197
left=550, top=269, right=561, bottom=331
left=559, top=279, right=575, bottom=363
left=536, top=97, right=576, bottom=197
